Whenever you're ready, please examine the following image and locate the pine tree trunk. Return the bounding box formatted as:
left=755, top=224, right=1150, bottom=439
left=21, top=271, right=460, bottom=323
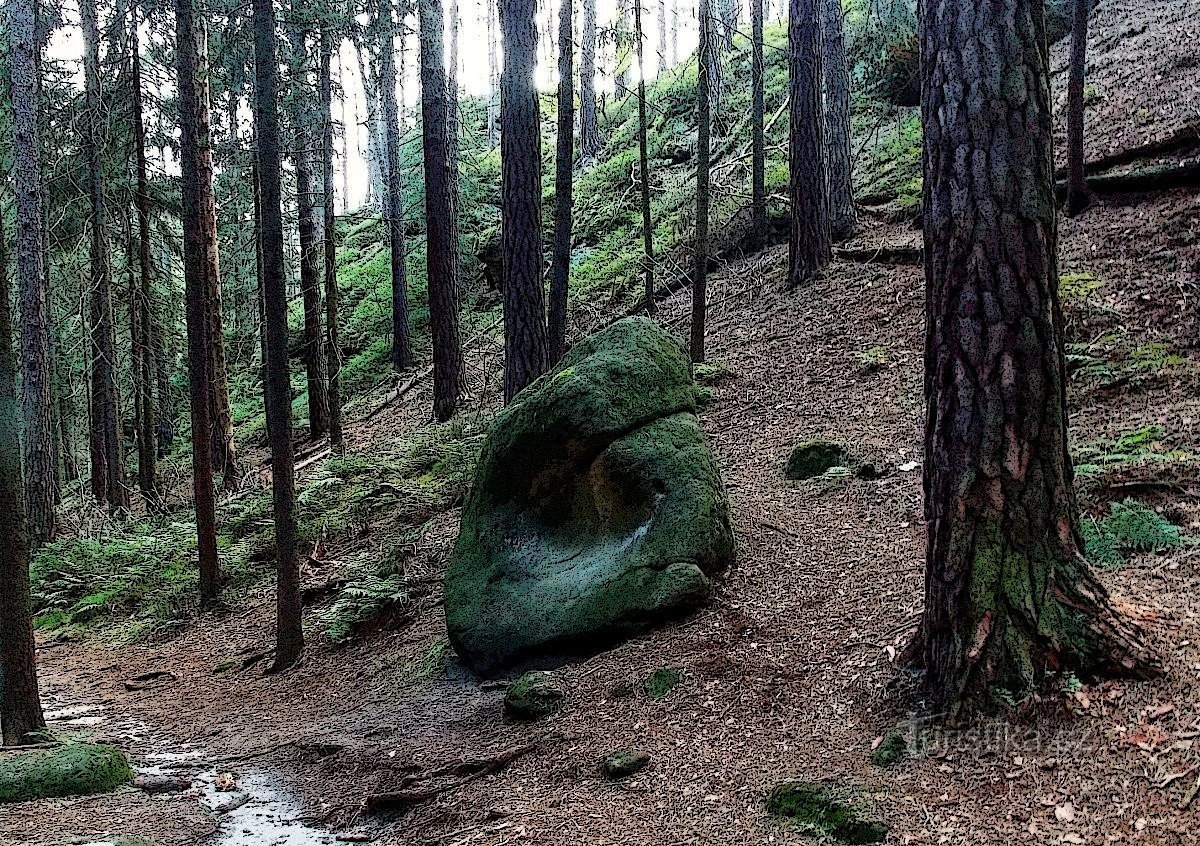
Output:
left=131, top=3, right=159, bottom=506
left=500, top=0, right=549, bottom=402
left=548, top=0, right=574, bottom=365
left=487, top=0, right=500, bottom=148
left=338, top=54, right=352, bottom=213
left=692, top=0, right=713, bottom=363
left=447, top=0, right=462, bottom=288
left=177, top=0, right=222, bottom=607
left=656, top=0, right=666, bottom=73
left=419, top=0, right=465, bottom=422
left=750, top=0, right=766, bottom=249
left=379, top=0, right=413, bottom=371
left=718, top=0, right=735, bottom=50
left=822, top=0, right=856, bottom=240
left=287, top=26, right=331, bottom=439
left=670, top=0, right=679, bottom=66
left=0, top=220, right=46, bottom=746
left=634, top=0, right=656, bottom=314
left=10, top=0, right=55, bottom=544
left=579, top=0, right=600, bottom=160
left=1066, top=0, right=1090, bottom=215
left=787, top=0, right=830, bottom=286
left=912, top=0, right=1157, bottom=714
left=253, top=0, right=304, bottom=671
left=320, top=30, right=345, bottom=451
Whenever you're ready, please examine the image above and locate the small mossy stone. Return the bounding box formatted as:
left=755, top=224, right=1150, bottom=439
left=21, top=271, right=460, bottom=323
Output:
left=609, top=679, right=638, bottom=700
left=766, top=781, right=887, bottom=845
left=871, top=730, right=908, bottom=767
left=0, top=743, right=133, bottom=803
left=503, top=671, right=565, bottom=721
left=786, top=440, right=849, bottom=480
left=601, top=749, right=651, bottom=780
left=644, top=667, right=681, bottom=700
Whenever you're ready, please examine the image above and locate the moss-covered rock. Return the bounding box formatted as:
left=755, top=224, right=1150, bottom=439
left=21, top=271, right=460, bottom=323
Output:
left=785, top=440, right=849, bottom=480
left=766, top=781, right=887, bottom=844
left=504, top=671, right=566, bottom=720
left=445, top=318, right=734, bottom=675
left=870, top=730, right=908, bottom=767
left=0, top=743, right=133, bottom=803
left=601, top=749, right=651, bottom=780
left=643, top=667, right=682, bottom=701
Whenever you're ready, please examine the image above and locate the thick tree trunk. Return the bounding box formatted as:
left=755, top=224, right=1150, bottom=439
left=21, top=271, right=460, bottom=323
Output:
left=419, top=0, right=465, bottom=422
left=10, top=0, right=55, bottom=544
left=579, top=0, right=600, bottom=160
left=822, top=0, right=856, bottom=240
left=320, top=31, right=345, bottom=451
left=0, top=222, right=46, bottom=746
left=379, top=0, right=413, bottom=371
left=500, top=0, right=549, bottom=402
left=130, top=3, right=159, bottom=506
left=253, top=0, right=304, bottom=671
left=1065, top=0, right=1090, bottom=215
left=83, top=0, right=128, bottom=512
left=177, top=0, right=222, bottom=607
left=912, top=0, right=1157, bottom=714
left=692, top=0, right=713, bottom=363
left=287, top=26, right=331, bottom=439
left=787, top=0, right=830, bottom=286
left=750, top=0, right=766, bottom=249
left=547, top=0, right=574, bottom=365
left=634, top=0, right=656, bottom=314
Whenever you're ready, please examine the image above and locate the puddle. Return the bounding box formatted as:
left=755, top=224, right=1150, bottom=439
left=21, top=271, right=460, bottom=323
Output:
left=196, top=769, right=341, bottom=846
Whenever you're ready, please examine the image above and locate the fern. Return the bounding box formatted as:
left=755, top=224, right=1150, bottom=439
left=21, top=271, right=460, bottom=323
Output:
left=1083, top=499, right=1186, bottom=568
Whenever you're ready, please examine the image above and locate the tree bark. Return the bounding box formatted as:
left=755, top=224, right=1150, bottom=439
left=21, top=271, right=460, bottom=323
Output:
left=10, top=0, right=55, bottom=544
left=1065, top=0, right=1091, bottom=215
left=486, top=0, right=500, bottom=148
left=634, top=0, right=656, bottom=314
left=692, top=0, right=713, bottom=363
left=500, top=0, right=550, bottom=402
left=750, top=0, right=766, bottom=250
left=547, top=0, right=574, bottom=365
left=787, top=0, right=830, bottom=286
left=419, top=0, right=465, bottom=422
left=253, top=0, right=304, bottom=670
left=579, top=0, right=600, bottom=160
left=912, top=0, right=1157, bottom=714
left=822, top=0, right=856, bottom=240
left=177, top=0, right=222, bottom=607
left=320, top=30, right=345, bottom=452
left=379, top=0, right=413, bottom=371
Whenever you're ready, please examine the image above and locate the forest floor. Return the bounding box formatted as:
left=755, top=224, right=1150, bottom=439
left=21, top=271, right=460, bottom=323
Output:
left=4, top=1, right=1200, bottom=844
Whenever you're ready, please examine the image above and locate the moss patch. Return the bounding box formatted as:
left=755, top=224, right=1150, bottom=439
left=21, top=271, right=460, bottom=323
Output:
left=504, top=671, right=565, bottom=721
left=871, top=731, right=908, bottom=767
left=786, top=441, right=850, bottom=480
left=766, top=781, right=888, bottom=844
left=0, top=743, right=133, bottom=803
left=644, top=667, right=682, bottom=701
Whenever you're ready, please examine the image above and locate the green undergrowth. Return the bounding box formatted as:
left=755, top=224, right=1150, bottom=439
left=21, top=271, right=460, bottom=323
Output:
left=1073, top=424, right=1195, bottom=479
left=1067, top=334, right=1185, bottom=391
left=1082, top=499, right=1191, bottom=568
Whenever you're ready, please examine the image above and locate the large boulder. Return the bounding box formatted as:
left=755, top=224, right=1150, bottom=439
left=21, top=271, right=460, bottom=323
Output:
left=445, top=318, right=734, bottom=675
left=0, top=743, right=132, bottom=803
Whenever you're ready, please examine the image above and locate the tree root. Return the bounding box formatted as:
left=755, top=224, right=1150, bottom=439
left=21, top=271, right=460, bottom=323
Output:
left=1055, top=123, right=1200, bottom=179
left=363, top=741, right=539, bottom=814
left=1056, top=157, right=1200, bottom=200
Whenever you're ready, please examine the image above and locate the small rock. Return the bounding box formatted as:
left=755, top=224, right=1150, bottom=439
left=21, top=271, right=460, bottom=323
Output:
left=870, top=730, right=908, bottom=767
left=608, top=680, right=637, bottom=700
left=133, top=774, right=192, bottom=794
left=643, top=667, right=682, bottom=700
left=766, top=780, right=887, bottom=844
left=503, top=671, right=565, bottom=721
left=785, top=441, right=849, bottom=480
left=601, top=749, right=651, bottom=780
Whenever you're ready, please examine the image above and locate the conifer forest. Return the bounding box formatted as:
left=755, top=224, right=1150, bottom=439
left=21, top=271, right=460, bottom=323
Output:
left=1, top=0, right=1199, bottom=842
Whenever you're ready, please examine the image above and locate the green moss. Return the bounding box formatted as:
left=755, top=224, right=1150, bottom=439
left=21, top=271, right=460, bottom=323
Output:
left=1083, top=499, right=1188, bottom=568
left=601, top=749, right=651, bottom=780
left=0, top=743, right=133, bottom=803
left=766, top=781, right=888, bottom=844
left=786, top=440, right=850, bottom=480
left=870, top=731, right=908, bottom=767
left=504, top=671, right=566, bottom=721
left=644, top=667, right=682, bottom=700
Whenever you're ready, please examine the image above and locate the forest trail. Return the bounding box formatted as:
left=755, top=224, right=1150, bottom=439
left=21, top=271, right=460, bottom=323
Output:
left=4, top=1, right=1200, bottom=844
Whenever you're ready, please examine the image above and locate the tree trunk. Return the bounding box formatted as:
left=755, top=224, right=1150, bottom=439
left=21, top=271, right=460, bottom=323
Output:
left=287, top=26, right=331, bottom=439
left=1065, top=0, right=1090, bottom=215
left=787, top=0, right=830, bottom=286
left=130, top=2, right=159, bottom=507
left=692, top=0, right=713, bottom=363
left=320, top=30, right=345, bottom=452
left=547, top=0, right=574, bottom=365
left=0, top=216, right=46, bottom=746
left=822, top=0, right=856, bottom=240
left=670, top=0, right=679, bottom=66
left=253, top=0, right=304, bottom=671
left=379, top=0, right=413, bottom=371
left=83, top=0, right=128, bottom=512
left=177, top=0, right=222, bottom=607
left=912, top=0, right=1157, bottom=714
left=656, top=0, right=666, bottom=73
left=750, top=0, right=766, bottom=249
left=10, top=0, right=55, bottom=544
left=634, top=0, right=656, bottom=314
left=579, top=0, right=600, bottom=160
left=500, top=0, right=549, bottom=402
left=447, top=0, right=462, bottom=288
left=486, top=0, right=500, bottom=148
left=419, top=0, right=465, bottom=422
left=718, top=0, right=736, bottom=50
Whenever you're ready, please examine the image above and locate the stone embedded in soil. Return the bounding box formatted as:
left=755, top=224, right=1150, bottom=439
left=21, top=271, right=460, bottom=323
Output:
left=870, top=731, right=908, bottom=767
left=0, top=743, right=133, bottom=803
left=503, top=671, right=566, bottom=721
left=766, top=780, right=888, bottom=844
left=643, top=667, right=682, bottom=700
left=601, top=749, right=651, bottom=780
left=785, top=440, right=850, bottom=480
left=444, top=317, right=735, bottom=675
left=133, top=773, right=192, bottom=794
